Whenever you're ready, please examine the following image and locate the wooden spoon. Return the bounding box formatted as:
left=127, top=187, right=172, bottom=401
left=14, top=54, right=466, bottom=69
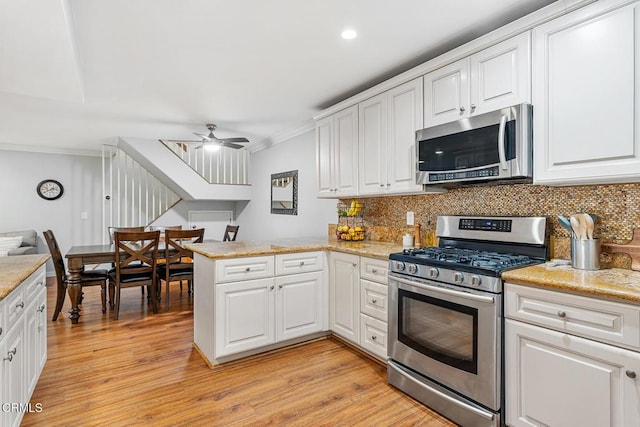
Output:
left=583, top=213, right=594, bottom=239
left=570, top=215, right=584, bottom=240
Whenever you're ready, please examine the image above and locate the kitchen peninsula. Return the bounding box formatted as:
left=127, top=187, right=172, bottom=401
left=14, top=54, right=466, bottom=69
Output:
left=187, top=237, right=402, bottom=367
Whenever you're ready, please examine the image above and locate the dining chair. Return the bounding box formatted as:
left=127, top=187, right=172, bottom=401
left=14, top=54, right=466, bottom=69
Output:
left=157, top=228, right=204, bottom=311
left=107, top=226, right=145, bottom=245
left=43, top=230, right=109, bottom=321
left=223, top=225, right=239, bottom=241
left=108, top=230, right=160, bottom=320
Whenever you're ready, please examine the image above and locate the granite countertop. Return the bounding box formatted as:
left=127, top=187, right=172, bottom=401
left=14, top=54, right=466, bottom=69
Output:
left=187, top=236, right=404, bottom=261
left=502, top=263, right=640, bottom=304
left=0, top=254, right=50, bottom=301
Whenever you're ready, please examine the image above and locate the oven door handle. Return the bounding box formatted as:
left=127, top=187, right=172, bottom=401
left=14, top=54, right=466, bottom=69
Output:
left=391, top=275, right=495, bottom=304
left=498, top=114, right=508, bottom=170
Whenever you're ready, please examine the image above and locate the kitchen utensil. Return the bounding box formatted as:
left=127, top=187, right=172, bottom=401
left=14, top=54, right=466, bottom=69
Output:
left=557, top=215, right=573, bottom=234
left=601, top=228, right=640, bottom=271
left=571, top=238, right=601, bottom=270
left=584, top=214, right=594, bottom=239
left=570, top=216, right=585, bottom=240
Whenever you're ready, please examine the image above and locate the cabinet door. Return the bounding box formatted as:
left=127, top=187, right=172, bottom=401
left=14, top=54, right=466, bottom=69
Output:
left=25, top=288, right=46, bottom=397
left=275, top=271, right=325, bottom=341
left=316, top=115, right=334, bottom=197
left=1, top=320, right=26, bottom=427
left=359, top=314, right=388, bottom=360
left=215, top=278, right=275, bottom=358
left=334, top=105, right=359, bottom=196
left=506, top=319, right=640, bottom=427
left=470, top=31, right=530, bottom=115
left=423, top=58, right=469, bottom=127
left=386, top=78, right=424, bottom=193
left=533, top=0, right=640, bottom=185
left=358, top=93, right=387, bottom=195
left=329, top=252, right=360, bottom=344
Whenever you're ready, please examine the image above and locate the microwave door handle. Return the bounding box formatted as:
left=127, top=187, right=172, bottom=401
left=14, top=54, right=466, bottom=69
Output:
left=498, top=115, right=508, bottom=170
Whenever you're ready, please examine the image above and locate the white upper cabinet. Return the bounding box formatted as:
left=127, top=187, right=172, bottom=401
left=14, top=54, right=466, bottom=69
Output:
left=533, top=0, right=640, bottom=185
left=424, top=32, right=531, bottom=127
left=316, top=105, right=359, bottom=198
left=358, top=78, right=424, bottom=195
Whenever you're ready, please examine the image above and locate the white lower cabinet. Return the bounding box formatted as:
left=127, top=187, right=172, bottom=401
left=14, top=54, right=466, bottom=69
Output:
left=211, top=253, right=326, bottom=360
left=329, top=252, right=360, bottom=344
left=0, top=264, right=46, bottom=427
left=505, top=283, right=640, bottom=427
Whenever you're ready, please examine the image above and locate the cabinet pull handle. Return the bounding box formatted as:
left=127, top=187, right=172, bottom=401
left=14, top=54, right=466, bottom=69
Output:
left=379, top=184, right=384, bottom=187
left=16, top=301, right=24, bottom=309
left=557, top=311, right=567, bottom=318
left=38, top=304, right=46, bottom=313
left=626, top=370, right=637, bottom=379
left=4, top=348, right=17, bottom=362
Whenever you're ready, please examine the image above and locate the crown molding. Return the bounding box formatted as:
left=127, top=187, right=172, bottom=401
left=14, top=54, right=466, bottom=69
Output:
left=250, top=120, right=315, bottom=153
left=0, top=142, right=102, bottom=157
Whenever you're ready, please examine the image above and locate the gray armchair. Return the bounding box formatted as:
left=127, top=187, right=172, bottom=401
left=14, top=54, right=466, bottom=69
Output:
left=0, top=229, right=38, bottom=255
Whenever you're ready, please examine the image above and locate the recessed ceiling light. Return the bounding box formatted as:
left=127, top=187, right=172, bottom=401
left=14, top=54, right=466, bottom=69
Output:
left=341, top=29, right=357, bottom=40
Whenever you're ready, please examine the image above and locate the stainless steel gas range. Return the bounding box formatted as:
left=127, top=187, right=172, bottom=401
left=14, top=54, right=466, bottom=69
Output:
left=387, top=216, right=548, bottom=427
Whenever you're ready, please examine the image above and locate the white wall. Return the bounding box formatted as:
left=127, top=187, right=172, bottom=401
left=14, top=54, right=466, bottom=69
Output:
left=235, top=130, right=336, bottom=240
left=0, top=150, right=103, bottom=272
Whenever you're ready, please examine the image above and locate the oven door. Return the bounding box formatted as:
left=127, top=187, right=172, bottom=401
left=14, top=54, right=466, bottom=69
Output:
left=388, top=273, right=501, bottom=410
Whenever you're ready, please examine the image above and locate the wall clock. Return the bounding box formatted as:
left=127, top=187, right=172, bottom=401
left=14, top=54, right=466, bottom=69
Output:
left=36, top=179, right=64, bottom=201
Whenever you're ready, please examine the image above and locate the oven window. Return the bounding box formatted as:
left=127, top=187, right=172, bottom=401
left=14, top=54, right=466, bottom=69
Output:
left=417, top=121, right=515, bottom=172
left=398, top=289, right=478, bottom=374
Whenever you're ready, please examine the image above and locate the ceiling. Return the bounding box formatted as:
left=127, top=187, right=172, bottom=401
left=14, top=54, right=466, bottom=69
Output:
left=0, top=0, right=557, bottom=153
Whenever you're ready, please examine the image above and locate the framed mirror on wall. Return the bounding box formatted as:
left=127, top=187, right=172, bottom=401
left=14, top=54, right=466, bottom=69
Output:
left=271, top=170, right=298, bottom=215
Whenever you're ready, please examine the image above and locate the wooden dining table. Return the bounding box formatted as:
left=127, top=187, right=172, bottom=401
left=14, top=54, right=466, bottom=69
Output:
left=65, top=244, right=119, bottom=324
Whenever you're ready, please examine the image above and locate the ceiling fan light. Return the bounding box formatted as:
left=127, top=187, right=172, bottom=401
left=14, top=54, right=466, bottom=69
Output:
left=203, top=143, right=220, bottom=152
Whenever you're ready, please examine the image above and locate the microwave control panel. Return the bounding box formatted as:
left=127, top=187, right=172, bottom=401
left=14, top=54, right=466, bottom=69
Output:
left=428, top=166, right=499, bottom=182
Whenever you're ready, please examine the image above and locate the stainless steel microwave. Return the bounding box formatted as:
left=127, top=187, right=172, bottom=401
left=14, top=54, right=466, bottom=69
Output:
left=416, top=103, right=532, bottom=186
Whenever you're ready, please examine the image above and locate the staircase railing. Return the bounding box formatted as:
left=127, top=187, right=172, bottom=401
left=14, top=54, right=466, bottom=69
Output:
left=160, top=140, right=249, bottom=185
left=101, top=144, right=181, bottom=243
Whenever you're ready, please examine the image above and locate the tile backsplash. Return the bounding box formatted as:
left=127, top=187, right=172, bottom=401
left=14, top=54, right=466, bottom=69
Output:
left=338, top=182, right=640, bottom=269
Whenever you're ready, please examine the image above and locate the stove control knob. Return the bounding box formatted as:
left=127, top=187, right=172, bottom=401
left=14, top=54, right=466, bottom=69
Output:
left=408, top=264, right=418, bottom=274
left=453, top=272, right=464, bottom=284
left=396, top=262, right=406, bottom=271
left=471, top=275, right=481, bottom=287
left=428, top=268, right=439, bottom=279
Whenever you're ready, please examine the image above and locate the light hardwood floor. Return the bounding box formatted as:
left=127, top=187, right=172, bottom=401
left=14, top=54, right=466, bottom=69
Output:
left=22, top=278, right=456, bottom=426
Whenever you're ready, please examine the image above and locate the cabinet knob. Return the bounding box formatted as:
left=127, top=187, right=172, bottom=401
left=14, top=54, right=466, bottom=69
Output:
left=16, top=301, right=24, bottom=309
left=278, top=284, right=283, bottom=289
left=299, top=261, right=305, bottom=266
left=379, top=184, right=384, bottom=187
left=245, top=267, right=251, bottom=272
left=371, top=268, right=377, bottom=273
left=372, top=298, right=377, bottom=304
left=371, top=335, right=377, bottom=341
left=0, top=327, right=2, bottom=336
left=459, top=106, right=465, bottom=113
left=352, top=263, right=357, bottom=267
left=626, top=370, right=637, bottom=379
left=269, top=285, right=275, bottom=291
left=470, top=104, right=476, bottom=111
left=386, top=183, right=391, bottom=187
left=557, top=311, right=567, bottom=318
left=3, top=348, right=17, bottom=362
left=38, top=304, right=46, bottom=313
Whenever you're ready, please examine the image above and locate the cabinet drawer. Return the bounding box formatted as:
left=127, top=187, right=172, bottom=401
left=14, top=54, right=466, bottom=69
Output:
left=215, top=256, right=275, bottom=283
left=360, top=279, right=388, bottom=322
left=23, top=265, right=46, bottom=300
left=505, top=282, right=640, bottom=350
left=359, top=314, right=388, bottom=359
left=275, top=251, right=324, bottom=275
left=4, top=285, right=26, bottom=332
left=359, top=257, right=388, bottom=284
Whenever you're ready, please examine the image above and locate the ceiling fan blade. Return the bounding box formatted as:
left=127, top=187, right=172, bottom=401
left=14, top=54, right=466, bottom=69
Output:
left=222, top=142, right=244, bottom=149
left=221, top=137, right=249, bottom=143
left=163, top=139, right=203, bottom=144
left=194, top=144, right=204, bottom=150
left=193, top=132, right=212, bottom=140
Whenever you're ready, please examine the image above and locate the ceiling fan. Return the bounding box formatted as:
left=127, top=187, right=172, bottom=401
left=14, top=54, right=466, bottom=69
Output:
left=162, top=124, right=250, bottom=151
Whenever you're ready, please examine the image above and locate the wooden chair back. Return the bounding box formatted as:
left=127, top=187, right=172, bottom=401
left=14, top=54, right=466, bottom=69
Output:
left=223, top=225, right=239, bottom=242
left=164, top=228, right=204, bottom=268
left=43, top=230, right=67, bottom=289
left=113, top=230, right=160, bottom=281
left=108, top=226, right=145, bottom=245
